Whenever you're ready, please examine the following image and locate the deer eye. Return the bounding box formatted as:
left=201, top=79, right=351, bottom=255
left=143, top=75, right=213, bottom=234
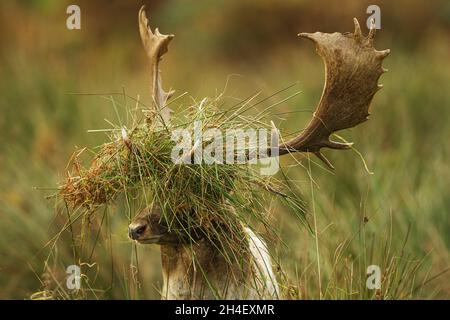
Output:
left=135, top=225, right=146, bottom=236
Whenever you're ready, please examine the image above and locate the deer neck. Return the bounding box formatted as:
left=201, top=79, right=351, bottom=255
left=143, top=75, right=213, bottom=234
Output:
left=159, top=237, right=247, bottom=300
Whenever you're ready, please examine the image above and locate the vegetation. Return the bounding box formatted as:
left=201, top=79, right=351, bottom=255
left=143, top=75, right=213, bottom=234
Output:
left=0, top=0, right=449, bottom=299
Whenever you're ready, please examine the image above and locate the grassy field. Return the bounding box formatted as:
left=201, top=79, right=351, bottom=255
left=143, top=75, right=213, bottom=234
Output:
left=0, top=0, right=449, bottom=299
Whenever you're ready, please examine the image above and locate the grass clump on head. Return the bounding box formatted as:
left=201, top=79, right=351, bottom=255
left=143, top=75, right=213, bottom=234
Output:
left=59, top=93, right=307, bottom=262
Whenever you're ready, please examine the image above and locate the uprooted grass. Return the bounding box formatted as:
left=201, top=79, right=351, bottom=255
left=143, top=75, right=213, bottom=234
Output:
left=58, top=90, right=309, bottom=274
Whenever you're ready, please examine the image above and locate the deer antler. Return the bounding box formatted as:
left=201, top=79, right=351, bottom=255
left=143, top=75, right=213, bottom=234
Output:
left=268, top=19, right=389, bottom=169
left=138, top=5, right=174, bottom=124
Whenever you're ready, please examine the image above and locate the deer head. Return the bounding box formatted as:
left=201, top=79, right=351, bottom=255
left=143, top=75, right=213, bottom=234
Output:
left=128, top=205, right=176, bottom=245
left=129, top=204, right=204, bottom=245
left=132, top=7, right=390, bottom=244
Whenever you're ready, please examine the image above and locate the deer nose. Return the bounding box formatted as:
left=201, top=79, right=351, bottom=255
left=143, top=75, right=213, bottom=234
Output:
left=129, top=224, right=146, bottom=240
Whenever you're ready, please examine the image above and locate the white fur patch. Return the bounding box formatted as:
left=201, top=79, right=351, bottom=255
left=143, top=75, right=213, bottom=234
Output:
left=245, top=227, right=280, bottom=299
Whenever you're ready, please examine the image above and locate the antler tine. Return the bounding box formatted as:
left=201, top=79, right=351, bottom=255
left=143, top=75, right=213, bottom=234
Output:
left=264, top=18, right=390, bottom=169
left=353, top=18, right=363, bottom=41
left=138, top=5, right=175, bottom=125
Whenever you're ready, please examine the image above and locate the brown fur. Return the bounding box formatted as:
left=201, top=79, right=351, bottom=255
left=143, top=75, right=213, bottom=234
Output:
left=129, top=205, right=279, bottom=299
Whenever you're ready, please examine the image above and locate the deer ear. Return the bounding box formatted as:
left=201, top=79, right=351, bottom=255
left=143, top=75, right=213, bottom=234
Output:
left=138, top=6, right=175, bottom=125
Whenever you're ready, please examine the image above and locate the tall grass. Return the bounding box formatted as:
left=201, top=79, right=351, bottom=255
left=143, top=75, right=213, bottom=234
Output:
left=0, top=2, right=449, bottom=299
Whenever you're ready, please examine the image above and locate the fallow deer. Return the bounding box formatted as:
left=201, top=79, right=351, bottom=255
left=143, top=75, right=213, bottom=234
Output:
left=129, top=6, right=389, bottom=300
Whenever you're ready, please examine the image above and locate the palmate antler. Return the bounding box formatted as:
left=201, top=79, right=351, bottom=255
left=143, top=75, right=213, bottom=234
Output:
left=267, top=19, right=390, bottom=169
left=138, top=8, right=389, bottom=169
left=139, top=6, right=174, bottom=125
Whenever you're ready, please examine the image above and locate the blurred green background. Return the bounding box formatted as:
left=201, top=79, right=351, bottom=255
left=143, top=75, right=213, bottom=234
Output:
left=0, top=0, right=449, bottom=299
